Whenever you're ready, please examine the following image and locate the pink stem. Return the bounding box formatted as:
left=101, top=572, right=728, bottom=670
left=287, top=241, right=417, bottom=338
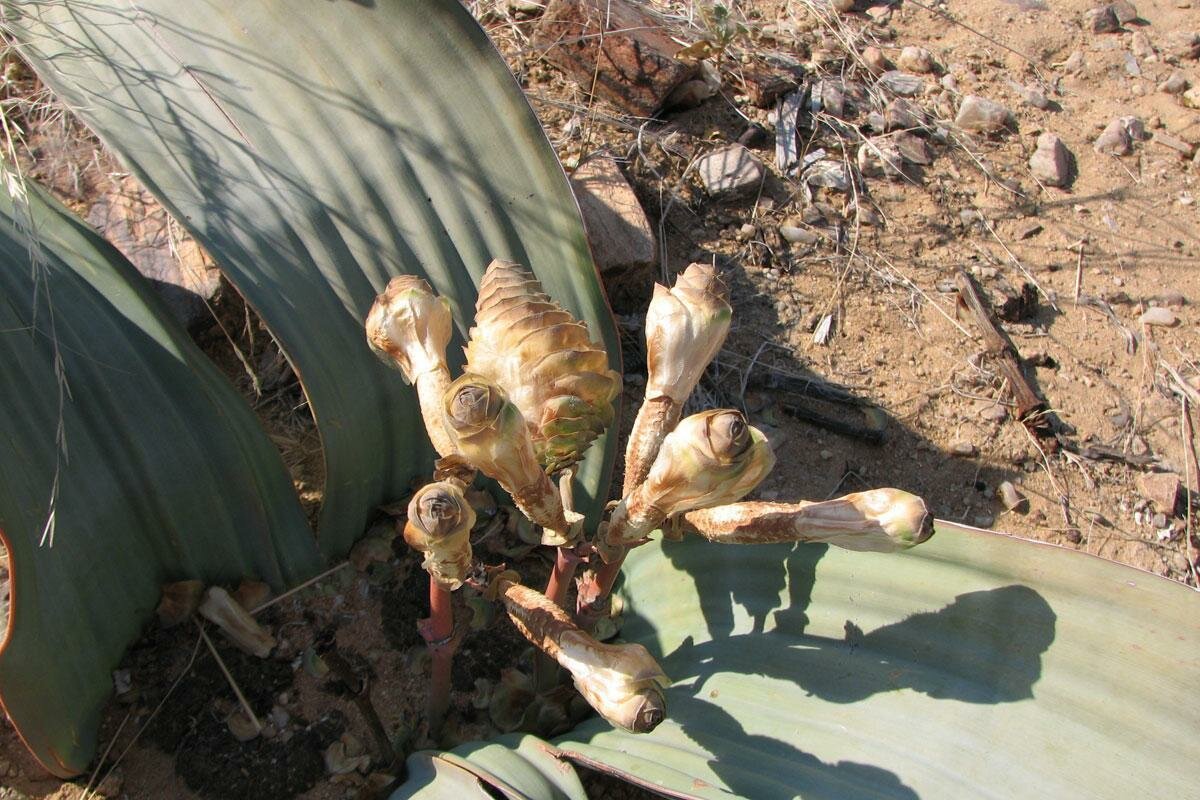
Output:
left=576, top=546, right=629, bottom=631
left=421, top=580, right=455, bottom=736
left=544, top=546, right=581, bottom=609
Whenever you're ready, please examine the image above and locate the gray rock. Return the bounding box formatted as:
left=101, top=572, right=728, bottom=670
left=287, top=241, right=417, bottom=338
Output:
left=1086, top=5, right=1121, bottom=32
left=1094, top=118, right=1132, bottom=154
left=569, top=156, right=656, bottom=275
left=1130, top=31, right=1155, bottom=59
left=696, top=145, right=765, bottom=197
left=1124, top=52, right=1142, bottom=77
left=1029, top=133, right=1072, bottom=187
left=898, top=46, right=936, bottom=74
left=803, top=160, right=852, bottom=192
left=895, top=132, right=933, bottom=164
left=1140, top=306, right=1178, bottom=326
left=878, top=70, right=926, bottom=97
left=1164, top=31, right=1200, bottom=60
left=1013, top=82, right=1054, bottom=110
left=1122, top=115, right=1148, bottom=140
left=1111, top=0, right=1138, bottom=23
left=780, top=224, right=820, bottom=245
left=885, top=97, right=929, bottom=131
left=861, top=46, right=890, bottom=75
left=857, top=138, right=905, bottom=179
left=955, top=94, right=1014, bottom=133
left=1160, top=72, right=1189, bottom=94
left=951, top=440, right=978, bottom=457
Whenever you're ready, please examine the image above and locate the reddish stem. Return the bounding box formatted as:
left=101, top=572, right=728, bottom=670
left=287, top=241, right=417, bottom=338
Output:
left=421, top=580, right=455, bottom=736
left=576, top=546, right=628, bottom=631
left=544, top=546, right=581, bottom=609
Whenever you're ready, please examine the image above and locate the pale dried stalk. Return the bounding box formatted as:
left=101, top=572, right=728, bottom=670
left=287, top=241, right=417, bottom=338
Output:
left=465, top=259, right=619, bottom=474
left=623, top=262, right=731, bottom=494
left=681, top=489, right=934, bottom=552
left=496, top=576, right=669, bottom=733
left=403, top=481, right=477, bottom=590
left=601, top=409, right=775, bottom=559
left=197, top=586, right=275, bottom=658
left=443, top=373, right=582, bottom=545
left=365, top=275, right=458, bottom=457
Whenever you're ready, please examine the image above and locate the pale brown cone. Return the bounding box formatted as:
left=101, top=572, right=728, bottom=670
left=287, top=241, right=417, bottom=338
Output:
left=403, top=481, right=477, bottom=589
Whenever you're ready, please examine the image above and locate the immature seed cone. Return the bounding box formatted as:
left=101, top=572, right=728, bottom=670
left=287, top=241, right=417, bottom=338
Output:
left=681, top=489, right=934, bottom=552
left=624, top=263, right=732, bottom=494
left=443, top=373, right=579, bottom=544
left=464, top=259, right=619, bottom=474
left=365, top=275, right=458, bottom=457
left=497, top=577, right=669, bottom=733
left=403, top=481, right=477, bottom=589
left=602, top=409, right=775, bottom=557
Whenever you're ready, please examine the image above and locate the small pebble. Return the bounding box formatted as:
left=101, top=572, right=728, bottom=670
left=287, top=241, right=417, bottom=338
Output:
left=973, top=514, right=995, bottom=528
left=780, top=224, right=819, bottom=245
left=999, top=481, right=1027, bottom=512
left=951, top=441, right=978, bottom=457
left=1139, top=307, right=1178, bottom=326
left=1159, top=72, right=1189, bottom=94
left=898, top=46, right=936, bottom=74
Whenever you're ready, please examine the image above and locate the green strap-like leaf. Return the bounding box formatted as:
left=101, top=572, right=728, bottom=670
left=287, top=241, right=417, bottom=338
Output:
left=5, top=0, right=620, bottom=557
left=401, top=525, right=1199, bottom=797
left=396, top=735, right=587, bottom=800
left=0, top=180, right=322, bottom=777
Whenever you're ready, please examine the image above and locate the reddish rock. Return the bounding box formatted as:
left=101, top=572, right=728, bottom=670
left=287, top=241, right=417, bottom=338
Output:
left=534, top=0, right=697, bottom=116
left=1138, top=472, right=1181, bottom=513
left=569, top=156, right=655, bottom=276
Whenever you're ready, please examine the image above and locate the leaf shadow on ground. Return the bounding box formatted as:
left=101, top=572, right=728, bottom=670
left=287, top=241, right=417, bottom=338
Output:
left=628, top=539, right=1057, bottom=799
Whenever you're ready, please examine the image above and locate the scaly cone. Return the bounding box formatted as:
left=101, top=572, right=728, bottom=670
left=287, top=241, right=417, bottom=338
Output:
left=403, top=481, right=477, bottom=590
left=492, top=574, right=669, bottom=733
left=681, top=489, right=934, bottom=552
left=599, top=409, right=775, bottom=560
left=365, top=275, right=458, bottom=458
left=464, top=259, right=619, bottom=474
left=623, top=263, right=731, bottom=495
left=443, top=373, right=582, bottom=545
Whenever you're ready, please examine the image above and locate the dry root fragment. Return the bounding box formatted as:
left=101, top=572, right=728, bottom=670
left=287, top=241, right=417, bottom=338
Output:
left=443, top=373, right=581, bottom=545
left=198, top=586, right=276, bottom=658
left=681, top=489, right=934, bottom=551
left=495, top=576, right=669, bottom=733
left=403, top=481, right=476, bottom=590
left=601, top=409, right=774, bottom=558
left=465, top=259, right=619, bottom=474
left=365, top=275, right=458, bottom=458
left=624, top=263, right=731, bottom=494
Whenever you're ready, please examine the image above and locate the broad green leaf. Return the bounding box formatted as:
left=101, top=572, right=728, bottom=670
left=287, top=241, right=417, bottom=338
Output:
left=0, top=180, right=322, bottom=777
left=5, top=0, right=620, bottom=558
left=396, top=735, right=587, bottom=800
left=401, top=523, right=1199, bottom=797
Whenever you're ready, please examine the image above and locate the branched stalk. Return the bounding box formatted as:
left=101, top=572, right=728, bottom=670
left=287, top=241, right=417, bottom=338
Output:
left=680, top=489, right=934, bottom=551
left=493, top=574, right=669, bottom=733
